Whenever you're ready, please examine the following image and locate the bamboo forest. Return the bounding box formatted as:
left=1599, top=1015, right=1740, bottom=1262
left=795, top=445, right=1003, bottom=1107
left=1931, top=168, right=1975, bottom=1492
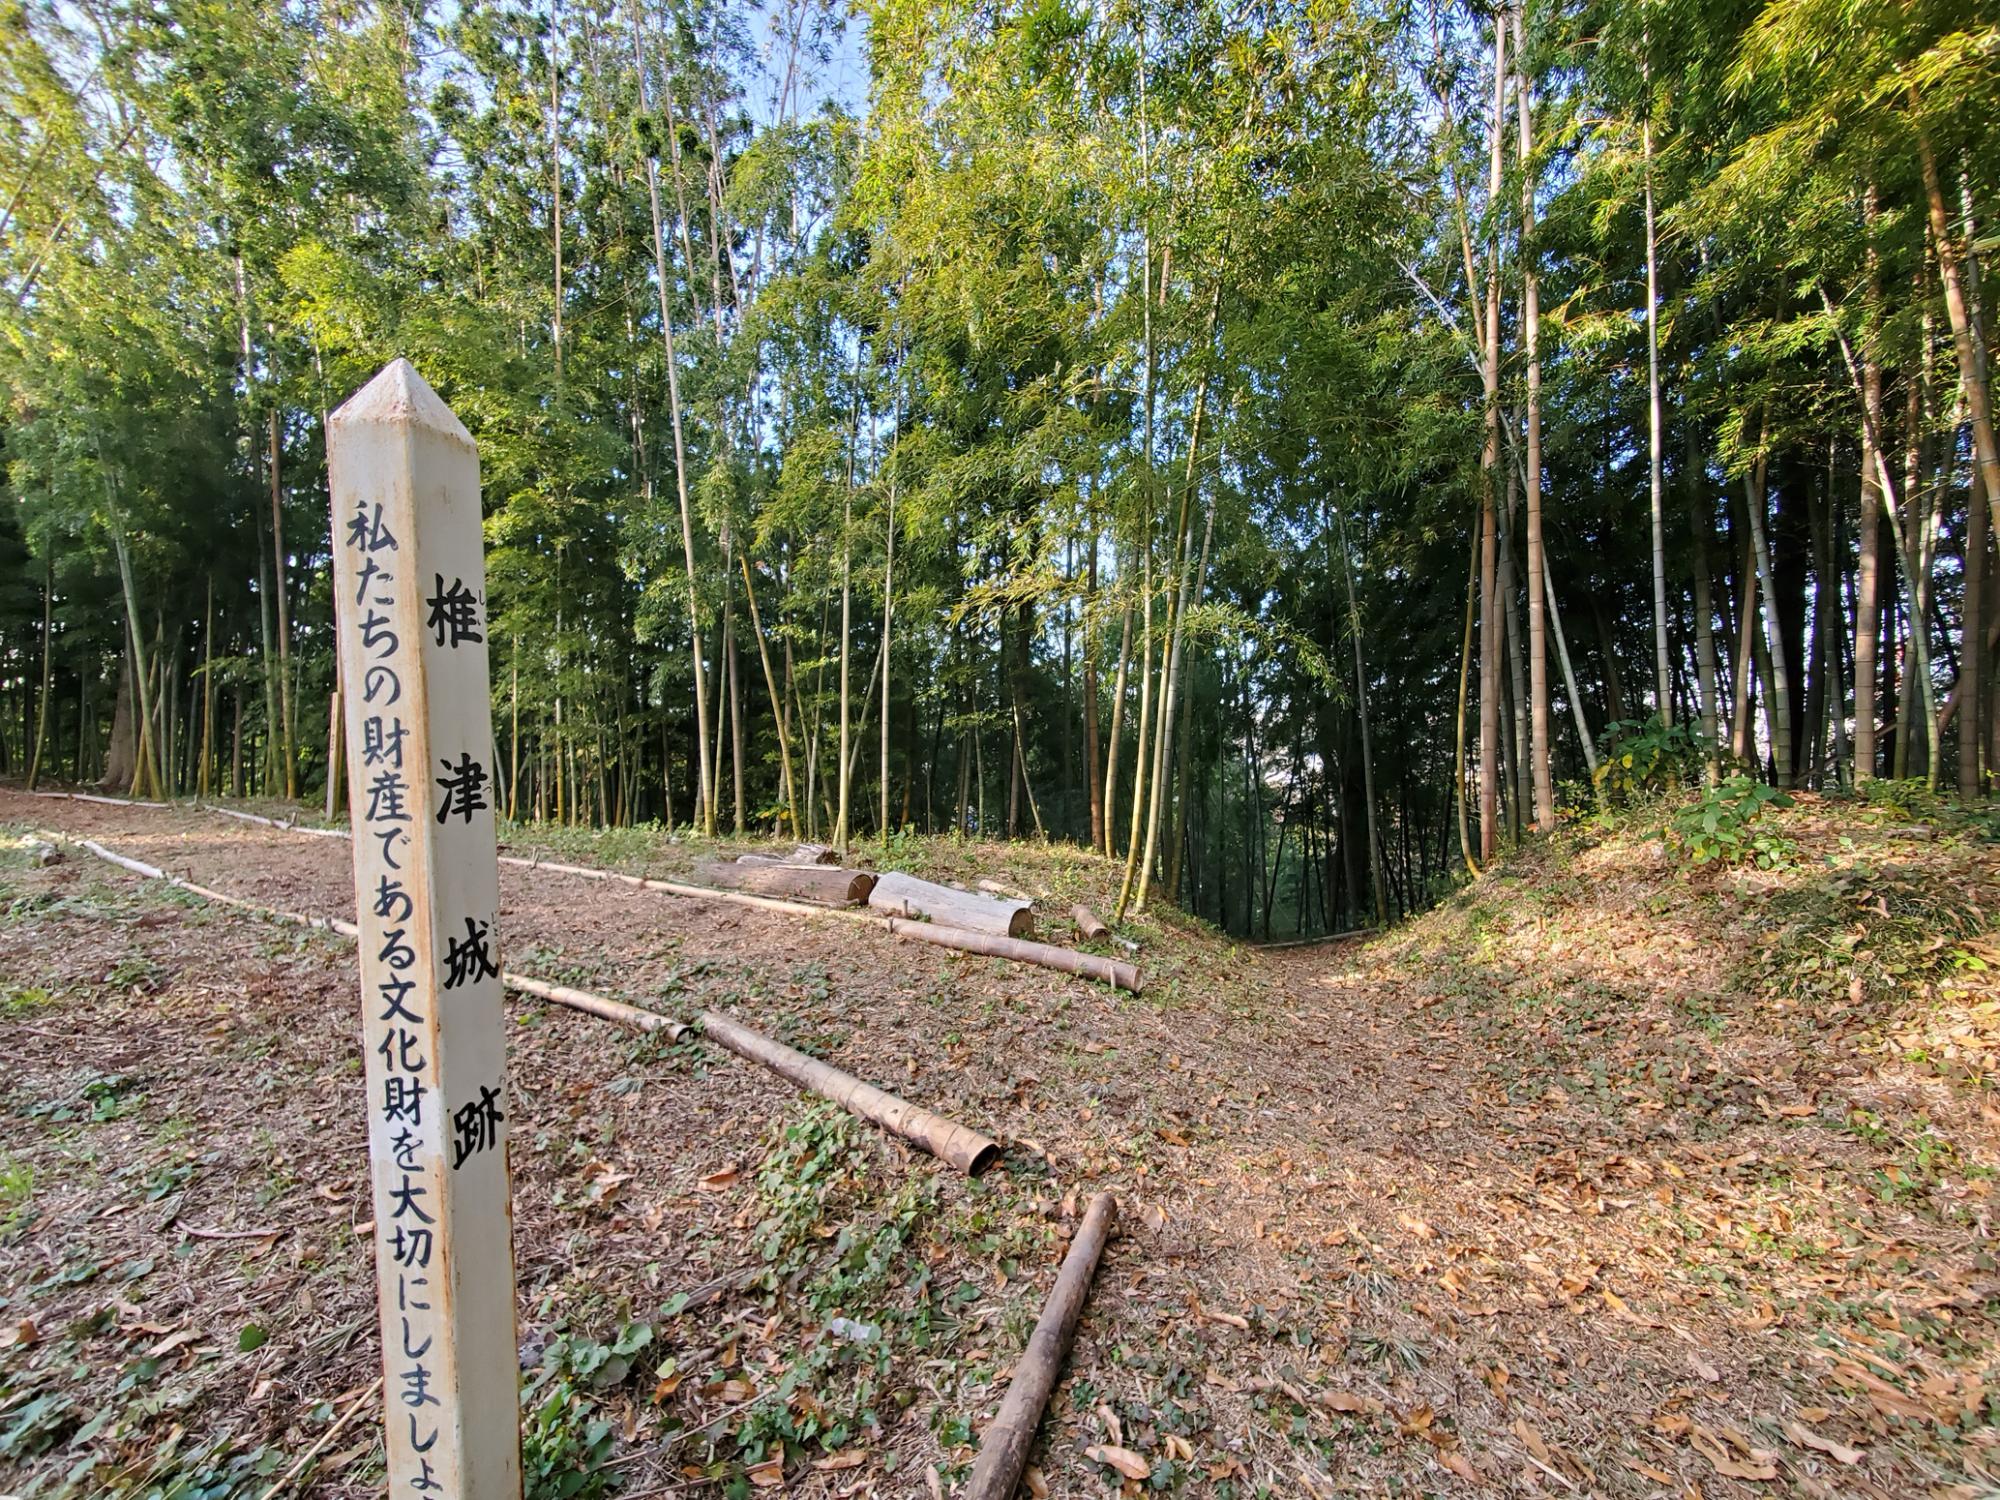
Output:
left=4, top=0, right=1998, bottom=938
left=12, top=0, right=2000, bottom=1495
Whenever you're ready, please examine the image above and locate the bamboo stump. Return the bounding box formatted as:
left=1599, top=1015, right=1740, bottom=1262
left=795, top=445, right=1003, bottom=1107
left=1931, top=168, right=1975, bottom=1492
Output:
left=1071, top=904, right=1109, bottom=941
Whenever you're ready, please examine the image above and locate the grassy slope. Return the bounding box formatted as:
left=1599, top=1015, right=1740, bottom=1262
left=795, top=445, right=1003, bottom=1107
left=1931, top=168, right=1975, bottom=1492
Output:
left=9, top=784, right=2000, bottom=1496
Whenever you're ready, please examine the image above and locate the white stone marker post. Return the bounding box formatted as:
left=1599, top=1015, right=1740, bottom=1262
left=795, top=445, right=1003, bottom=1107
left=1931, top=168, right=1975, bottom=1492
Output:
left=327, top=359, right=521, bottom=1497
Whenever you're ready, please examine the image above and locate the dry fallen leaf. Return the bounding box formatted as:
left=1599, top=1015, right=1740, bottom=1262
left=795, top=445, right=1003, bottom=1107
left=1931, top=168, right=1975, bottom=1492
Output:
left=652, top=1371, right=682, bottom=1402
left=812, top=1449, right=869, bottom=1471
left=1782, top=1417, right=1864, bottom=1466
left=1399, top=1212, right=1437, bottom=1241
left=145, top=1327, right=200, bottom=1358
left=1324, top=1390, right=1383, bottom=1416
left=1024, top=1466, right=1050, bottom=1498
left=1690, top=1423, right=1776, bottom=1482
left=698, top=1166, right=741, bottom=1192
left=1621, top=1459, right=1675, bottom=1484
left=1439, top=1450, right=1481, bottom=1483
left=746, top=1456, right=784, bottom=1488
left=1084, top=1444, right=1151, bottom=1481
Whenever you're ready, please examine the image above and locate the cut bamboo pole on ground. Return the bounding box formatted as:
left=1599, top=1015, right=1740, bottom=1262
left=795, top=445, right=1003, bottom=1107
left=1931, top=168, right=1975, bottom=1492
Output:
left=870, top=870, right=1034, bottom=938
left=1071, top=904, right=1109, bottom=941
left=29, top=789, right=168, bottom=809
left=697, top=1010, right=1001, bottom=1175
left=46, top=830, right=1002, bottom=1176
left=962, top=1192, right=1119, bottom=1500
left=697, top=859, right=876, bottom=905
left=33, top=796, right=1135, bottom=993
left=199, top=801, right=348, bottom=838
left=888, top=918, right=1141, bottom=994
left=499, top=852, right=877, bottom=924
left=507, top=972, right=686, bottom=1036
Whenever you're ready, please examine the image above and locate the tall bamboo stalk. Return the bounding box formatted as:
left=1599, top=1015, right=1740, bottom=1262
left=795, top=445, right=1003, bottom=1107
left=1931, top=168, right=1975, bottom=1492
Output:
left=1517, top=6, right=1553, bottom=828
left=26, top=551, right=52, bottom=790
left=1643, top=40, right=1672, bottom=725
left=626, top=0, right=714, bottom=835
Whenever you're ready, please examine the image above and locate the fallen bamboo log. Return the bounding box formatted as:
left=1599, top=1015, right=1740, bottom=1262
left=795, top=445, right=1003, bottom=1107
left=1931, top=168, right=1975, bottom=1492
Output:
left=63, top=835, right=360, bottom=935
left=498, top=853, right=876, bottom=925
left=697, top=859, right=875, bottom=905
left=199, top=802, right=348, bottom=838
left=29, top=789, right=169, bottom=809
left=870, top=870, right=1033, bottom=938
left=67, top=799, right=1126, bottom=993
left=506, top=972, right=686, bottom=1036
left=887, top=918, right=1141, bottom=995
left=961, top=1193, right=1119, bottom=1500
left=51, top=831, right=1000, bottom=1177
left=697, top=1011, right=1001, bottom=1176
left=1071, top=904, right=1109, bottom=941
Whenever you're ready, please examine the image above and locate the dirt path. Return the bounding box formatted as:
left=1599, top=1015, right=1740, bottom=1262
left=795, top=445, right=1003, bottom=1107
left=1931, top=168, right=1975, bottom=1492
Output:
left=3, top=789, right=1989, bottom=1497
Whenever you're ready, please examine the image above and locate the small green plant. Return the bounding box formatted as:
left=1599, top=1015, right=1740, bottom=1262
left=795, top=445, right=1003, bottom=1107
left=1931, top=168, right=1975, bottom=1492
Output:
left=26, top=1072, right=141, bottom=1124
left=0, top=1156, right=30, bottom=1210
left=1664, top=776, right=1795, bottom=869
left=754, top=1103, right=870, bottom=1265
left=0, top=983, right=54, bottom=1017
left=519, top=1325, right=642, bottom=1500
left=1594, top=715, right=1712, bottom=801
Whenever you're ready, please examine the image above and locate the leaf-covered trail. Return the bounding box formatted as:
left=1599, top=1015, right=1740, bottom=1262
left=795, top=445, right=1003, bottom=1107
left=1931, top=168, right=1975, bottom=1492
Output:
left=2, top=789, right=1994, bottom=1496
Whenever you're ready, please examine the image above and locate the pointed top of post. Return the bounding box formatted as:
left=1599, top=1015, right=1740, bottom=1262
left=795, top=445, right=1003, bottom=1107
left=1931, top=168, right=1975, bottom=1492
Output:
left=330, top=358, right=474, bottom=450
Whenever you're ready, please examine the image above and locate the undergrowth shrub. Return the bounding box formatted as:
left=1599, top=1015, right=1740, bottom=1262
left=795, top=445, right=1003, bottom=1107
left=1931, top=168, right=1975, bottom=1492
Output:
left=1858, top=778, right=2000, bottom=840
left=1665, top=776, right=1795, bottom=869
left=1595, top=715, right=1712, bottom=802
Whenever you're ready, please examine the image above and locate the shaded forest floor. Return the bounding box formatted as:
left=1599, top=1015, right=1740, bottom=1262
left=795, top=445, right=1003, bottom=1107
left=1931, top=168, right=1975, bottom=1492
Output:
left=0, top=784, right=1998, bottom=1498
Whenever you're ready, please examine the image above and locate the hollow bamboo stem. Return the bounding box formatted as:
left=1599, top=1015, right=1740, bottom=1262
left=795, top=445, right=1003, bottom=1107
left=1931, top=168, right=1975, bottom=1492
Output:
left=961, top=1192, right=1118, bottom=1500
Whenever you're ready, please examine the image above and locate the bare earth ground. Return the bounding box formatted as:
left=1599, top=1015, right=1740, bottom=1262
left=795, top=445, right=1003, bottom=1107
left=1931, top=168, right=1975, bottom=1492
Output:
left=2, top=785, right=1999, bottom=1498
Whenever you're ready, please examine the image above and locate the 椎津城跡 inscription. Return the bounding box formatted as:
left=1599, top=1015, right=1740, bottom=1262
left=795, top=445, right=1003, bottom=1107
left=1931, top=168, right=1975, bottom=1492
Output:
left=327, top=359, right=521, bottom=1497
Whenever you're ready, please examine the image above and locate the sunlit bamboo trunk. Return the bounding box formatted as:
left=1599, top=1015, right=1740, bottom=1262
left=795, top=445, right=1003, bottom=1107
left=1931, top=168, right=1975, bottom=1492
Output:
left=27, top=553, right=52, bottom=790
left=1476, top=9, right=1506, bottom=862
left=1517, top=8, right=1553, bottom=829
left=625, top=0, right=713, bottom=835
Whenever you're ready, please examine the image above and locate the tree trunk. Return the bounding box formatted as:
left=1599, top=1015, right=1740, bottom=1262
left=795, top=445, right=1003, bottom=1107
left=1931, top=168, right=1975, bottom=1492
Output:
left=1916, top=122, right=2000, bottom=544
left=739, top=553, right=800, bottom=836
left=626, top=0, right=714, bottom=835
left=1083, top=534, right=1104, bottom=850
left=1515, top=8, right=1554, bottom=829
left=1643, top=93, right=1672, bottom=723
left=1964, top=464, right=1989, bottom=798
left=1477, top=7, right=1505, bottom=862
left=26, top=552, right=52, bottom=790
left=880, top=421, right=898, bottom=841
left=109, top=516, right=161, bottom=801
left=197, top=576, right=215, bottom=799
left=1743, top=440, right=1794, bottom=784
left=1455, top=519, right=1479, bottom=875
left=267, top=408, right=295, bottom=798
left=1337, top=505, right=1388, bottom=925
left=1102, top=599, right=1131, bottom=855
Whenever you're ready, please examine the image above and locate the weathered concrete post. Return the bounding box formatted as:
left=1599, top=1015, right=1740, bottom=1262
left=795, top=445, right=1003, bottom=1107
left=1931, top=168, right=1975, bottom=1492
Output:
left=327, top=359, right=520, bottom=1497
